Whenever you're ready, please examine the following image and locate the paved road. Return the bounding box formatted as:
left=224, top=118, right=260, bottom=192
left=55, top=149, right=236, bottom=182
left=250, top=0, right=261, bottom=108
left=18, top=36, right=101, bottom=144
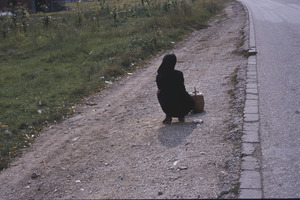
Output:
left=239, top=0, right=300, bottom=198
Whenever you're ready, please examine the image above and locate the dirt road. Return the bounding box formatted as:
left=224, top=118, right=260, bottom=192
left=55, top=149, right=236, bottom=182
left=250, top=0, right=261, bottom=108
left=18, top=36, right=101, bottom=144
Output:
left=0, top=2, right=248, bottom=199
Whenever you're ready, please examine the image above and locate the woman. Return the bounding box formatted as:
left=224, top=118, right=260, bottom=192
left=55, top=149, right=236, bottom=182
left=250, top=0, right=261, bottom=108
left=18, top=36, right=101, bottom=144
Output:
left=156, top=54, right=194, bottom=124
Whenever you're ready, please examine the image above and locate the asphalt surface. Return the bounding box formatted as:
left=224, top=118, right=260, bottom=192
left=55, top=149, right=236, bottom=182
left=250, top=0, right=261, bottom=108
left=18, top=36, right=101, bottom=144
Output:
left=239, top=0, right=300, bottom=198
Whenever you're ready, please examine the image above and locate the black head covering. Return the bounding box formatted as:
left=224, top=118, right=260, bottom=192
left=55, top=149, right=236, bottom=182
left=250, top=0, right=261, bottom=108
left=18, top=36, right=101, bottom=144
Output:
left=157, top=54, right=177, bottom=74
left=156, top=53, right=194, bottom=118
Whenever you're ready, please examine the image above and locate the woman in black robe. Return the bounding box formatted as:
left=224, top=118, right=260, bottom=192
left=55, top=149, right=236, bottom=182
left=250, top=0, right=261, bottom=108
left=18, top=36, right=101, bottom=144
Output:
left=156, top=54, right=195, bottom=124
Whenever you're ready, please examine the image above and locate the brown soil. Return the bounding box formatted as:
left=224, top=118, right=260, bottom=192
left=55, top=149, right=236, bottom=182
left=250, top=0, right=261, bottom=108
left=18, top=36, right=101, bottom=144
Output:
left=0, top=2, right=248, bottom=199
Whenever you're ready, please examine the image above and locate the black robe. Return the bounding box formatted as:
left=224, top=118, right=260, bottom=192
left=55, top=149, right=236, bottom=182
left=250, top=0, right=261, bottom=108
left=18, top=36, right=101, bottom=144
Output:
left=156, top=54, right=194, bottom=118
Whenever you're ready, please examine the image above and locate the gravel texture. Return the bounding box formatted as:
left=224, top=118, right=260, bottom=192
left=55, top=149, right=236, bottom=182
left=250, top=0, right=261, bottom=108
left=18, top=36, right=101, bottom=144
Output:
left=0, top=2, right=248, bottom=199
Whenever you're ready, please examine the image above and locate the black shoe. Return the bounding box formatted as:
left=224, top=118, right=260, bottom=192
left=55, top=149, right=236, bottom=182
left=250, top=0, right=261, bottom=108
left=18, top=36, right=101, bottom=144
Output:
left=163, top=116, right=172, bottom=124
left=178, top=117, right=185, bottom=122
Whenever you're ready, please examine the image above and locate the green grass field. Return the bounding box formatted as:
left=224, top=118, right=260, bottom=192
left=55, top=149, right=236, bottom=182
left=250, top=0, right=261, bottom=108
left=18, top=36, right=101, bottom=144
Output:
left=0, top=0, right=225, bottom=170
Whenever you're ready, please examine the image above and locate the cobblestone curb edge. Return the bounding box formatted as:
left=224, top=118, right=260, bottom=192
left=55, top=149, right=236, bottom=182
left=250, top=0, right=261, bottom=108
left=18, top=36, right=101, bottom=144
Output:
left=238, top=1, right=263, bottom=199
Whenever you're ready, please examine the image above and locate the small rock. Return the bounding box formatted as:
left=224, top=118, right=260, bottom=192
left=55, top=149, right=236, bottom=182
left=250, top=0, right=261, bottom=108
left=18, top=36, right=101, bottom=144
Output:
left=193, top=119, right=203, bottom=124
left=158, top=191, right=163, bottom=196
left=218, top=190, right=230, bottom=198
left=173, top=160, right=179, bottom=166
left=131, top=144, right=142, bottom=149
left=179, top=166, right=188, bottom=170
left=5, top=130, right=13, bottom=135
left=86, top=102, right=97, bottom=106
left=72, top=137, right=79, bottom=142
left=118, top=175, right=125, bottom=180
left=31, top=173, right=38, bottom=179
left=75, top=180, right=81, bottom=183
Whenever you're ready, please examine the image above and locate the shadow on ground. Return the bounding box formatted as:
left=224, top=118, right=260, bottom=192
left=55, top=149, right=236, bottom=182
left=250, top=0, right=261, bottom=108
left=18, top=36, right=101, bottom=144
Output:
left=157, top=112, right=206, bottom=148
left=157, top=122, right=196, bottom=148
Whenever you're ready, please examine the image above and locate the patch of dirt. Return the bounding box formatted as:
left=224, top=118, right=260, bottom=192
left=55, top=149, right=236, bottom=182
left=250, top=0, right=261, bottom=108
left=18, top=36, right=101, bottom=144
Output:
left=0, top=2, right=248, bottom=199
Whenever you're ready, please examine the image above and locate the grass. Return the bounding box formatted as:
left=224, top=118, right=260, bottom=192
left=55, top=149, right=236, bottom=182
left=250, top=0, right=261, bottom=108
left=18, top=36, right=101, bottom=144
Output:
left=0, top=0, right=226, bottom=170
left=230, top=182, right=240, bottom=195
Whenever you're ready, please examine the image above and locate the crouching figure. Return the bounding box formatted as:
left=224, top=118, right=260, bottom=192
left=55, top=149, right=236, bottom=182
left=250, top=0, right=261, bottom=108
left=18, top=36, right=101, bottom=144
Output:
left=156, top=54, right=195, bottom=124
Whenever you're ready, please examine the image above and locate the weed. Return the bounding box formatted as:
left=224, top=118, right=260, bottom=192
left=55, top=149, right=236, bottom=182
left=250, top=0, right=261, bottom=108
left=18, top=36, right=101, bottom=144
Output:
left=230, top=182, right=240, bottom=195
left=233, top=25, right=248, bottom=57
left=231, top=66, right=239, bottom=85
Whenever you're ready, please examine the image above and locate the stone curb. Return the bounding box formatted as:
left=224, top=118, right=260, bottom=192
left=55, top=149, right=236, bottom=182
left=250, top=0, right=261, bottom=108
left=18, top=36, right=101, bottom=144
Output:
left=237, top=1, right=263, bottom=199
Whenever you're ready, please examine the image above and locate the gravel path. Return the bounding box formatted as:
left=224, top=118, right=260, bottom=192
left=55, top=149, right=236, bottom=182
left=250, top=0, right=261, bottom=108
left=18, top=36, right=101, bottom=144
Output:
left=0, top=2, right=248, bottom=199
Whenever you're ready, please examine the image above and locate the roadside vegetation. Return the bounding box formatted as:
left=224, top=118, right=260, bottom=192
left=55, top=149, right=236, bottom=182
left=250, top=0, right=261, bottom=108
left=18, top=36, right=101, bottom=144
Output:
left=0, top=0, right=225, bottom=170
